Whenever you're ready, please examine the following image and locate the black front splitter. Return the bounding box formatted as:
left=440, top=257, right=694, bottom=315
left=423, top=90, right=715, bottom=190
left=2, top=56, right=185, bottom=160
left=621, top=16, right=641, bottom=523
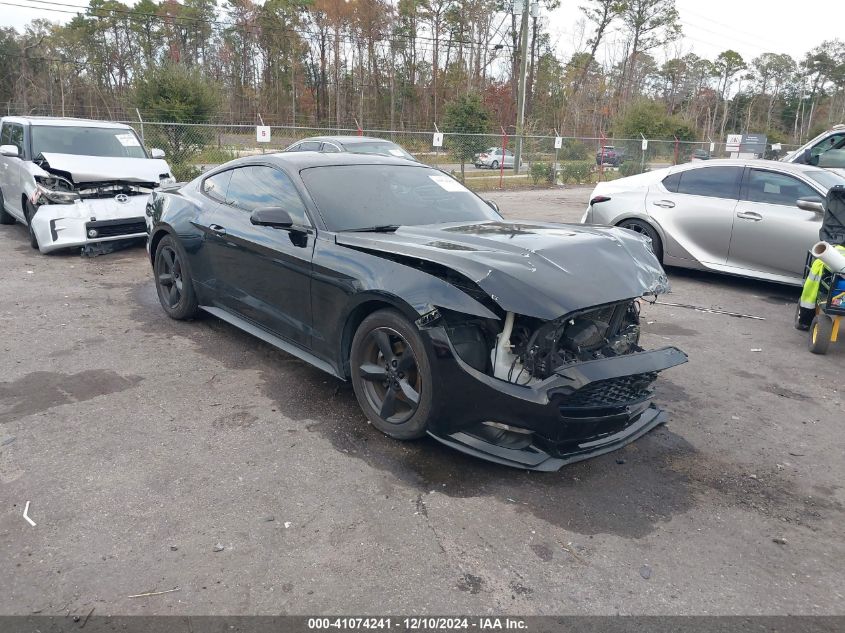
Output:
left=427, top=404, right=666, bottom=472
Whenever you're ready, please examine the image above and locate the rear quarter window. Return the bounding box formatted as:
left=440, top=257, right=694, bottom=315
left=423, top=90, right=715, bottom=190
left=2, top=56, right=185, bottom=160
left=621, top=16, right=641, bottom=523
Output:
left=662, top=173, right=681, bottom=192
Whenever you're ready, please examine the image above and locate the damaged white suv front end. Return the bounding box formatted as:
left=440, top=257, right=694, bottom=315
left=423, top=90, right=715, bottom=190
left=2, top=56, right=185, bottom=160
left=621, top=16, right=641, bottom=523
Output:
left=28, top=153, right=173, bottom=253
left=0, top=116, right=174, bottom=254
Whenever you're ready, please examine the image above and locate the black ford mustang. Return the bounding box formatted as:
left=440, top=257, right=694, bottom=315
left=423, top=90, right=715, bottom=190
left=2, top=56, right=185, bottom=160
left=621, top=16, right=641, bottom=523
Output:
left=145, top=152, right=687, bottom=471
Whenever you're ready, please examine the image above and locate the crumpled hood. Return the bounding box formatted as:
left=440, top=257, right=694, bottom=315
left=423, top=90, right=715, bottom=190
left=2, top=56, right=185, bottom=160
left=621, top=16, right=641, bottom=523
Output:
left=39, top=152, right=171, bottom=184
left=336, top=221, right=670, bottom=320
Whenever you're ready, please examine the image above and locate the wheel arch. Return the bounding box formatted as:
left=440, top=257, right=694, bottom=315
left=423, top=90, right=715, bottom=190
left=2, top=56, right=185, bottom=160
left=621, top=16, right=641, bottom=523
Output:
left=148, top=226, right=174, bottom=264
left=339, top=293, right=421, bottom=379
left=613, top=214, right=666, bottom=260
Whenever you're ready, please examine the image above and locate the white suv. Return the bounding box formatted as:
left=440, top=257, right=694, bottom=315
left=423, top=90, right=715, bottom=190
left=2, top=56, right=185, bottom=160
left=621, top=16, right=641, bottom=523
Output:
left=782, top=124, right=845, bottom=174
left=0, top=116, right=174, bottom=253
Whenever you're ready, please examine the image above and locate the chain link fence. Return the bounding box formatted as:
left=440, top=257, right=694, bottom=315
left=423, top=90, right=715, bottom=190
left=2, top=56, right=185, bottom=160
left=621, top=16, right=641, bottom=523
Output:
left=6, top=106, right=802, bottom=190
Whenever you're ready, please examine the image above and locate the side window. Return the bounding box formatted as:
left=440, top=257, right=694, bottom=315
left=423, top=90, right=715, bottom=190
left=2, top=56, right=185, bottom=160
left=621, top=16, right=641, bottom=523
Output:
left=662, top=172, right=681, bottom=192
left=745, top=170, right=817, bottom=207
left=297, top=141, right=321, bottom=152
left=0, top=123, right=9, bottom=145
left=811, top=133, right=845, bottom=157
left=5, top=124, right=24, bottom=155
left=321, top=143, right=341, bottom=153
left=675, top=167, right=741, bottom=199
left=202, top=170, right=233, bottom=203
left=225, top=166, right=310, bottom=226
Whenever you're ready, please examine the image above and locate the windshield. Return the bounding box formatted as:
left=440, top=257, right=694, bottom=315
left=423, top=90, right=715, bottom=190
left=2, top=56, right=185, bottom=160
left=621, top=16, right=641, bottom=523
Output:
left=301, top=165, right=501, bottom=231
left=31, top=126, right=147, bottom=159
left=806, top=169, right=845, bottom=191
left=346, top=141, right=415, bottom=161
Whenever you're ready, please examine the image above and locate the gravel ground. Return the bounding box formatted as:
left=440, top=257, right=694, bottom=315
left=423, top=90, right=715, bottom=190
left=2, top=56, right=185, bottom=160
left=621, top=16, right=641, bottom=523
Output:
left=0, top=185, right=843, bottom=616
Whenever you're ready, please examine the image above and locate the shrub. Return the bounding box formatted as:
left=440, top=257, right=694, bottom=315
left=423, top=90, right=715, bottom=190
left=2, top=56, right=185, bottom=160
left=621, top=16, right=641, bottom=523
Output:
left=529, top=161, right=553, bottom=185
left=619, top=162, right=649, bottom=177
left=558, top=160, right=593, bottom=184
left=559, top=140, right=591, bottom=161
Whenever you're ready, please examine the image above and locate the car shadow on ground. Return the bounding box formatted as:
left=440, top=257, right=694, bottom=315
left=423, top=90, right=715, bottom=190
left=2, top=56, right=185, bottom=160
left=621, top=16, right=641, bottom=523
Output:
left=126, top=279, right=841, bottom=540
left=663, top=266, right=800, bottom=304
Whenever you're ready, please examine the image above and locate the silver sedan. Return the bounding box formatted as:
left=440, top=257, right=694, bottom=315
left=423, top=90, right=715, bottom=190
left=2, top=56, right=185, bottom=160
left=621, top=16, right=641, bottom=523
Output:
left=582, top=159, right=845, bottom=286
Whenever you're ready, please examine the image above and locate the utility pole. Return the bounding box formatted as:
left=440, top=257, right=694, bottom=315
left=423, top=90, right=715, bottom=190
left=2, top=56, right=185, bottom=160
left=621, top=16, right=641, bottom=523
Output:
left=514, top=0, right=530, bottom=175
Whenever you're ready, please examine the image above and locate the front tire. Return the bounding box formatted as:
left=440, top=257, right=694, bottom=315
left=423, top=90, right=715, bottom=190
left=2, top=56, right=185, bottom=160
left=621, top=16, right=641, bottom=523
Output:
left=350, top=309, right=433, bottom=440
left=491, top=160, right=499, bottom=170
left=617, top=218, right=663, bottom=263
left=0, top=188, right=14, bottom=225
left=24, top=201, right=39, bottom=249
left=154, top=235, right=199, bottom=320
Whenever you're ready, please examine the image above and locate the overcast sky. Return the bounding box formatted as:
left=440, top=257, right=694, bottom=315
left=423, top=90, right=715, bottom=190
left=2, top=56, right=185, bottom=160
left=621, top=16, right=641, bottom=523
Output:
left=548, top=0, right=843, bottom=64
left=3, top=0, right=844, bottom=65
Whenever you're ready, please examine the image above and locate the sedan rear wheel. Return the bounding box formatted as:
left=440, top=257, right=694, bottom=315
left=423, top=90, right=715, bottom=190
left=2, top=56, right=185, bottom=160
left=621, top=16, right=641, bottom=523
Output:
left=350, top=309, right=433, bottom=440
left=618, top=218, right=663, bottom=263
left=154, top=235, right=199, bottom=320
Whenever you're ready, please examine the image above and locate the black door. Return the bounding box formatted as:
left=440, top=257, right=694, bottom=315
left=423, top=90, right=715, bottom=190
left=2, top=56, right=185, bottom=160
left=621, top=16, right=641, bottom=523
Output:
left=202, top=165, right=315, bottom=348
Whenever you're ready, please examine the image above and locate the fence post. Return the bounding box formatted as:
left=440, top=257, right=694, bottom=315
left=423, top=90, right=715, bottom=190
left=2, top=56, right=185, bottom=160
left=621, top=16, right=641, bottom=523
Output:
left=599, top=132, right=606, bottom=181
left=640, top=133, right=646, bottom=173
left=433, top=122, right=440, bottom=169
left=135, top=108, right=144, bottom=147
left=673, top=136, right=679, bottom=165
left=500, top=127, right=508, bottom=189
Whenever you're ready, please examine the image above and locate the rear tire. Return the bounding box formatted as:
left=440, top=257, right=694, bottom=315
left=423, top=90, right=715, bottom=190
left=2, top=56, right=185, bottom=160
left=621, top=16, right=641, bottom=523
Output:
left=809, top=315, right=833, bottom=355
left=350, top=309, right=433, bottom=440
left=617, top=218, right=663, bottom=263
left=154, top=234, right=199, bottom=320
left=0, top=188, right=14, bottom=225
left=24, top=201, right=39, bottom=249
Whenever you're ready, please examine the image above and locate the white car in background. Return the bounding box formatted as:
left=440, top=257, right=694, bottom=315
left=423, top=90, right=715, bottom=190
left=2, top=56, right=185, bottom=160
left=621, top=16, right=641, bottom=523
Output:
left=0, top=116, right=174, bottom=253
left=474, top=147, right=514, bottom=169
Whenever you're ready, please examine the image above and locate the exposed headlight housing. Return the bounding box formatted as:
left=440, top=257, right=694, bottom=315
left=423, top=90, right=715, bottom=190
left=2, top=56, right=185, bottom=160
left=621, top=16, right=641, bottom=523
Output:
left=33, top=176, right=80, bottom=205
left=159, top=175, right=176, bottom=186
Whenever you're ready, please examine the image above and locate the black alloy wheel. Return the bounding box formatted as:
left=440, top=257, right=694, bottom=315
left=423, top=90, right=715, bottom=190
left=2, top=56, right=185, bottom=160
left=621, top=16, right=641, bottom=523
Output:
left=154, top=235, right=198, bottom=320
left=350, top=309, right=433, bottom=440
left=358, top=327, right=421, bottom=424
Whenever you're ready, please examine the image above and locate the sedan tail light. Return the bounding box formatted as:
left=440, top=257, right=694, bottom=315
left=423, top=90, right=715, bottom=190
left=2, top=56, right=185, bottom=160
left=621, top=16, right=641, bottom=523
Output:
left=590, top=195, right=611, bottom=205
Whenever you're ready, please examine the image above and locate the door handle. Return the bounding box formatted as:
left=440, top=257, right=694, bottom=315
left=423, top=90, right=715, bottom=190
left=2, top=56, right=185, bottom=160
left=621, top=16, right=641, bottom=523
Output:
left=652, top=200, right=675, bottom=208
left=209, top=223, right=227, bottom=236
left=736, top=211, right=762, bottom=221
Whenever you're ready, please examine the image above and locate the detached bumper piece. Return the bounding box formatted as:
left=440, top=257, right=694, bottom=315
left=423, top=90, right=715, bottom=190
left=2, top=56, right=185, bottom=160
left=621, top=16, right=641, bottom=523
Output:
left=430, top=405, right=666, bottom=472
left=428, top=340, right=688, bottom=471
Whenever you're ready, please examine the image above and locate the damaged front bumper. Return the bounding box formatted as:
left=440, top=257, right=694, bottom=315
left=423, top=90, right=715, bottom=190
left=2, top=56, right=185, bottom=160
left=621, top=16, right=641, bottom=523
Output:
left=30, top=195, right=149, bottom=254
left=423, top=326, right=688, bottom=471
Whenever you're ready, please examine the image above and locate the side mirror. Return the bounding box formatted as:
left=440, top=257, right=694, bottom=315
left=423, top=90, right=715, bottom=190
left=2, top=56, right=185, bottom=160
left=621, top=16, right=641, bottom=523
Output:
left=150, top=148, right=166, bottom=159
left=0, top=144, right=19, bottom=157
left=796, top=196, right=825, bottom=214
left=486, top=199, right=500, bottom=214
left=250, top=206, right=293, bottom=228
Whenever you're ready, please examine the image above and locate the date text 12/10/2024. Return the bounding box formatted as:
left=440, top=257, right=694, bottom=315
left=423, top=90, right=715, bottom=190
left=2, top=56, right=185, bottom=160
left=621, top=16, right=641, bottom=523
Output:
left=307, top=618, right=528, bottom=630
